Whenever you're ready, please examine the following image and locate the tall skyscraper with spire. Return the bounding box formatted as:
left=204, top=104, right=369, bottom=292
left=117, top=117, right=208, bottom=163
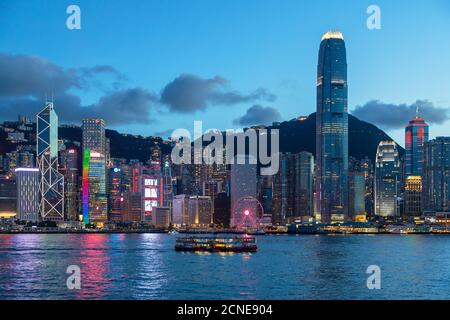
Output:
left=37, top=102, right=64, bottom=221
left=405, top=107, right=429, bottom=176
left=315, top=31, right=349, bottom=223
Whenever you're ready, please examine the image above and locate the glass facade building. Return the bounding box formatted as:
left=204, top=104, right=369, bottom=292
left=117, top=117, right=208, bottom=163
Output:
left=315, top=31, right=349, bottom=223
left=423, top=137, right=450, bottom=211
left=375, top=141, right=401, bottom=217
left=405, top=116, right=429, bottom=176
left=37, top=102, right=64, bottom=221
left=15, top=168, right=40, bottom=222
left=82, top=119, right=107, bottom=225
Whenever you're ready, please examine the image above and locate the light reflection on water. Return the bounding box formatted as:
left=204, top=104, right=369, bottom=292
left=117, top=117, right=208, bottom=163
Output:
left=1, top=234, right=450, bottom=299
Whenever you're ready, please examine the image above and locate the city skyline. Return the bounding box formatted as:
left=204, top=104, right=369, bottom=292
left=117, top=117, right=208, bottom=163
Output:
left=1, top=29, right=448, bottom=228
left=0, top=1, right=449, bottom=146
left=2, top=1, right=450, bottom=303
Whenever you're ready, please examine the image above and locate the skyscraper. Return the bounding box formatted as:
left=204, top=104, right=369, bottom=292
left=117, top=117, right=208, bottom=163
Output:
left=61, top=148, right=79, bottom=221
left=37, top=102, right=64, bottom=221
left=375, top=141, right=402, bottom=217
left=162, top=156, right=173, bottom=220
left=316, top=31, right=349, bottom=223
left=294, top=152, right=314, bottom=220
left=172, top=194, right=190, bottom=227
left=82, top=119, right=107, bottom=225
left=108, top=167, right=123, bottom=222
left=405, top=111, right=429, bottom=177
left=423, top=137, right=450, bottom=211
left=404, top=176, right=423, bottom=218
left=15, top=168, right=40, bottom=222
left=230, top=155, right=257, bottom=227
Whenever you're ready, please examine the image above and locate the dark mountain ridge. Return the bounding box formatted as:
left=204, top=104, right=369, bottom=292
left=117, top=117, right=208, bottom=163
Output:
left=0, top=113, right=404, bottom=163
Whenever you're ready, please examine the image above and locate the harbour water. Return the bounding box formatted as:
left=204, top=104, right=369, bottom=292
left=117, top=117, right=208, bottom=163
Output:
left=0, top=233, right=450, bottom=300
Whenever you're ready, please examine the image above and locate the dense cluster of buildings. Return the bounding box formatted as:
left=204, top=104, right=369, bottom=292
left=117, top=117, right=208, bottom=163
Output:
left=0, top=31, right=449, bottom=231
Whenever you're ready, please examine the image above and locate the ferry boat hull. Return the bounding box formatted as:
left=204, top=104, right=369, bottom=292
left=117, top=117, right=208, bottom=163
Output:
left=175, top=235, right=257, bottom=253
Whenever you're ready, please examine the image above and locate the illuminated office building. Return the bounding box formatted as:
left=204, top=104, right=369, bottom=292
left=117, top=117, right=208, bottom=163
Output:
left=405, top=112, right=429, bottom=176
left=15, top=168, right=39, bottom=222
left=82, top=119, right=107, bottom=225
left=423, top=137, right=450, bottom=211
left=315, top=31, right=349, bottom=223
left=188, top=195, right=212, bottom=226
left=375, top=141, right=401, bottom=217
left=404, top=176, right=423, bottom=217
left=230, top=155, right=257, bottom=227
left=60, top=148, right=79, bottom=221
left=0, top=175, right=16, bottom=219
left=37, top=102, right=64, bottom=221
left=173, top=194, right=190, bottom=227
left=108, top=167, right=123, bottom=222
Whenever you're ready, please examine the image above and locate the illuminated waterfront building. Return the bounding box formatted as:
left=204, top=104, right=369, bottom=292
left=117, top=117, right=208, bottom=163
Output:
left=360, top=157, right=375, bottom=217
left=37, top=102, right=64, bottom=221
left=173, top=194, right=190, bottom=227
left=15, top=168, right=39, bottom=222
left=375, top=141, right=401, bottom=217
left=108, top=167, right=123, bottom=222
left=0, top=175, right=16, bottom=219
left=294, top=152, right=315, bottom=220
left=82, top=119, right=107, bottom=225
left=272, top=153, right=295, bottom=224
left=86, top=152, right=108, bottom=224
left=349, top=171, right=366, bottom=218
left=315, top=31, right=349, bottom=223
left=154, top=207, right=170, bottom=228
left=405, top=111, right=429, bottom=177
left=230, top=155, right=257, bottom=227
left=259, top=175, right=273, bottom=220
left=404, top=176, right=423, bottom=218
left=162, top=156, right=173, bottom=220
left=424, top=137, right=450, bottom=211
left=188, top=195, right=212, bottom=226
left=60, top=148, right=79, bottom=221
left=141, top=173, right=162, bottom=224
left=272, top=152, right=314, bottom=224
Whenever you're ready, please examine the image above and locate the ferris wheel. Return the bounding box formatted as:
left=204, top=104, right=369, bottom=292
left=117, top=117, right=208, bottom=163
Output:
left=233, top=196, right=264, bottom=228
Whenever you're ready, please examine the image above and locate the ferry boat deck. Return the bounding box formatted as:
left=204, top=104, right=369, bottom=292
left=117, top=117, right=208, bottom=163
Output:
left=175, top=235, right=257, bottom=253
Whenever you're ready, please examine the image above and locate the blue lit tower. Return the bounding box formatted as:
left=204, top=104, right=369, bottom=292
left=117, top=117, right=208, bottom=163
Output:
left=315, top=31, right=349, bottom=223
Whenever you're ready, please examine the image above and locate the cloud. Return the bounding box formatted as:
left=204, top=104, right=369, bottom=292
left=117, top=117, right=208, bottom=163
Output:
left=160, top=74, right=276, bottom=113
left=0, top=53, right=276, bottom=128
left=0, top=53, right=155, bottom=125
left=0, top=53, right=80, bottom=97
left=233, top=105, right=282, bottom=126
left=0, top=53, right=126, bottom=97
left=0, top=88, right=158, bottom=125
left=352, top=100, right=450, bottom=129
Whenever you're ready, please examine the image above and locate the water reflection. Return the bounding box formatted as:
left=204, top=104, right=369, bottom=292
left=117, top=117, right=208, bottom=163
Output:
left=1, top=234, right=450, bottom=299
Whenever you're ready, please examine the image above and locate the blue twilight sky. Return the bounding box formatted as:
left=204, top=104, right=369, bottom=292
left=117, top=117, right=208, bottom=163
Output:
left=0, top=0, right=449, bottom=146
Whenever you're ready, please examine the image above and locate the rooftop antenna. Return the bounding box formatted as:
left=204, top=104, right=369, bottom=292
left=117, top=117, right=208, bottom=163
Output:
left=416, top=104, right=420, bottom=118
